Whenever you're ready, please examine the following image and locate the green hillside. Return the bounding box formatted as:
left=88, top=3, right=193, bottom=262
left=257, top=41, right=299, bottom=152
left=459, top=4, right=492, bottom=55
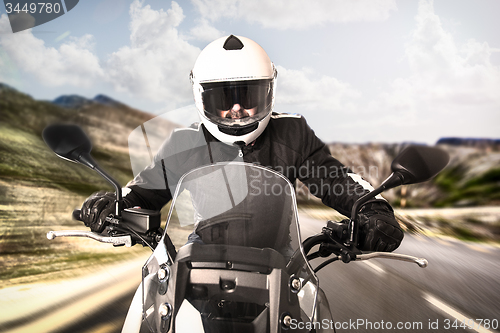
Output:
left=0, top=84, right=155, bottom=285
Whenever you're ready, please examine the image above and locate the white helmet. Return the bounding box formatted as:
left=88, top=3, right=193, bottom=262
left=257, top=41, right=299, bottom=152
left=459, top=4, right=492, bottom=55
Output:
left=191, top=35, right=277, bottom=145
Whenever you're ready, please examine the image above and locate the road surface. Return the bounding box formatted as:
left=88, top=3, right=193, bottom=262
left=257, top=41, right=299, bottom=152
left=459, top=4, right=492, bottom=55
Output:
left=1, top=213, right=499, bottom=333
left=300, top=214, right=500, bottom=333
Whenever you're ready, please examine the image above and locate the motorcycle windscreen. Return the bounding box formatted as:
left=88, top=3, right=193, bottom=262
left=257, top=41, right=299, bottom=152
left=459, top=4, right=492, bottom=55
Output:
left=142, top=162, right=319, bottom=333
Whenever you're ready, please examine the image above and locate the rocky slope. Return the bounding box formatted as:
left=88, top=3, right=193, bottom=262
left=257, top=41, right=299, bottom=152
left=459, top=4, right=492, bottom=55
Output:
left=0, top=83, right=176, bottom=283
left=322, top=142, right=500, bottom=208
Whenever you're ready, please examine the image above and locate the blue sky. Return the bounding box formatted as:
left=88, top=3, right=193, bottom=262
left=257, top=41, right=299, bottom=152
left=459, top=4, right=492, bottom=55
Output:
left=1, top=0, right=499, bottom=144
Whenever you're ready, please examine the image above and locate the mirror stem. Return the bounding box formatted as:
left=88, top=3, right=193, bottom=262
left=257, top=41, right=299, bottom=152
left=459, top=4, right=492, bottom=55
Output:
left=347, top=188, right=383, bottom=247
left=94, top=165, right=123, bottom=216
left=347, top=172, right=404, bottom=247
left=79, top=152, right=123, bottom=217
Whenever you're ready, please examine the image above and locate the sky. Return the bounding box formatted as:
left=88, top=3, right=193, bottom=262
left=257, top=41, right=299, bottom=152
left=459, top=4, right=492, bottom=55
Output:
left=0, top=0, right=499, bottom=144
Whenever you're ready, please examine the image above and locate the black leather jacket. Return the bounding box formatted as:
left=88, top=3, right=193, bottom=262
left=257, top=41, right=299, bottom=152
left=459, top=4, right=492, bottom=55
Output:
left=125, top=113, right=384, bottom=217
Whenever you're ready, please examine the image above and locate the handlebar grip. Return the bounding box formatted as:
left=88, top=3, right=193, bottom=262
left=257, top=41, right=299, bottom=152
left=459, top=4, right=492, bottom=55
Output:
left=73, top=209, right=82, bottom=221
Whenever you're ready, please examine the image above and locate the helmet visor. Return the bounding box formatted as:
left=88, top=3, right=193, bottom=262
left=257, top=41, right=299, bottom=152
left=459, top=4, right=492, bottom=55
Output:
left=201, top=79, right=273, bottom=127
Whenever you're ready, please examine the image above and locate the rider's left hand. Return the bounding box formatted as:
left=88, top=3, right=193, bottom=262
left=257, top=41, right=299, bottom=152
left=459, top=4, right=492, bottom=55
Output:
left=81, top=191, right=116, bottom=233
left=356, top=201, right=403, bottom=252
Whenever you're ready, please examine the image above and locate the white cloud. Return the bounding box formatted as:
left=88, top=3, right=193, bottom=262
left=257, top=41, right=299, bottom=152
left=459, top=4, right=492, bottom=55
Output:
left=0, top=2, right=200, bottom=108
left=191, top=0, right=398, bottom=30
left=364, top=0, right=500, bottom=142
left=275, top=65, right=360, bottom=113
left=106, top=0, right=200, bottom=107
left=188, top=18, right=225, bottom=42
left=1, top=0, right=497, bottom=144
left=271, top=0, right=500, bottom=143
left=0, top=14, right=104, bottom=87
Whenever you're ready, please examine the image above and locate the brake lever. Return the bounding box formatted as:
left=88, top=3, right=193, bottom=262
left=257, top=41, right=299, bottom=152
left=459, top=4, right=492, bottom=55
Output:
left=356, top=252, right=428, bottom=268
left=47, top=230, right=133, bottom=247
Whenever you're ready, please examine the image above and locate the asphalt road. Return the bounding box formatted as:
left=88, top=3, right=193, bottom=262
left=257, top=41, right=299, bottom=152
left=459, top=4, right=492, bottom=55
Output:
left=300, top=214, right=500, bottom=333
left=4, top=213, right=499, bottom=333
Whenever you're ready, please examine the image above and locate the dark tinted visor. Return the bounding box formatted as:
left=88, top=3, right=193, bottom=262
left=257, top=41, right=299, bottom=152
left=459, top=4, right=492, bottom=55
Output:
left=201, top=79, right=273, bottom=126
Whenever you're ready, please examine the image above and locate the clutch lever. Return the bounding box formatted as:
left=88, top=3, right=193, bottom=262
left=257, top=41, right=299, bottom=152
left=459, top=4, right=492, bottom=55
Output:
left=47, top=230, right=133, bottom=247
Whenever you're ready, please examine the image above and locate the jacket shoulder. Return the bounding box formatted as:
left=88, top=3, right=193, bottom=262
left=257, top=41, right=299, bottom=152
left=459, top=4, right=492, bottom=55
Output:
left=266, top=112, right=325, bottom=158
left=270, top=112, right=303, bottom=120
left=269, top=112, right=308, bottom=130
left=268, top=112, right=314, bottom=136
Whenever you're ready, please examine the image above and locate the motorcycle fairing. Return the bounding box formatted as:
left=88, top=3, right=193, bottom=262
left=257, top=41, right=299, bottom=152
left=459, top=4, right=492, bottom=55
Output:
left=142, top=162, right=321, bottom=333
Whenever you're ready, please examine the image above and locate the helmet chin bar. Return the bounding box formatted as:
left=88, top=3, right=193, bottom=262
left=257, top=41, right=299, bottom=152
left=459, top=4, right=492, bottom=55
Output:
left=200, top=111, right=272, bottom=146
left=218, top=123, right=259, bottom=136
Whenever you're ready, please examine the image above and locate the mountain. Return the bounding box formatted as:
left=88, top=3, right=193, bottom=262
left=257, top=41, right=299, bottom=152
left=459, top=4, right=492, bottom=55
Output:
left=321, top=141, right=500, bottom=208
left=436, top=137, right=500, bottom=149
left=1, top=85, right=161, bottom=187
left=52, top=94, right=95, bottom=109
left=92, top=94, right=125, bottom=107
left=52, top=94, right=126, bottom=109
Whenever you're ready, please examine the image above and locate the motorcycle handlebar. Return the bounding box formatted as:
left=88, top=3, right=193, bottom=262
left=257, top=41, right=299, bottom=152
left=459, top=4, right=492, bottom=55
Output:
left=326, top=220, right=349, bottom=241
left=73, top=209, right=82, bottom=221
left=308, top=220, right=429, bottom=269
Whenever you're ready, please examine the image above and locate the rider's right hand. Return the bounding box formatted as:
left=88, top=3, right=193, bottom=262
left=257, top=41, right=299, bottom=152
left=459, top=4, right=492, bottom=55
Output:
left=81, top=191, right=116, bottom=233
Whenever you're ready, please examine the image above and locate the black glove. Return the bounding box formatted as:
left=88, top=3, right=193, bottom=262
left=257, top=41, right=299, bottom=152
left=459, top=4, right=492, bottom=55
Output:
left=81, top=191, right=116, bottom=233
left=357, top=201, right=403, bottom=252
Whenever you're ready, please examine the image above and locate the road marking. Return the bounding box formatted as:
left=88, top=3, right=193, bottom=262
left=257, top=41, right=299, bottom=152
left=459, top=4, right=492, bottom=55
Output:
left=423, top=293, right=497, bottom=333
left=93, top=322, right=122, bottom=333
left=465, top=243, right=491, bottom=254
left=435, top=237, right=453, bottom=247
left=414, top=234, right=428, bottom=242
left=362, top=261, right=385, bottom=274
left=489, top=242, right=500, bottom=249
left=439, top=235, right=460, bottom=243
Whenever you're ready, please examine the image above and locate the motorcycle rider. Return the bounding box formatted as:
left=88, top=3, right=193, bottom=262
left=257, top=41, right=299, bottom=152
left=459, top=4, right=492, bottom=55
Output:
left=81, top=35, right=403, bottom=252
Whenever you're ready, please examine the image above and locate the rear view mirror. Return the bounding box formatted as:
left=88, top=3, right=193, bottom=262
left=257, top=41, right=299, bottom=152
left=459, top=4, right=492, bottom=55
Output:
left=42, top=124, right=96, bottom=169
left=42, top=123, right=123, bottom=213
left=348, top=145, right=449, bottom=247
left=391, top=145, right=450, bottom=185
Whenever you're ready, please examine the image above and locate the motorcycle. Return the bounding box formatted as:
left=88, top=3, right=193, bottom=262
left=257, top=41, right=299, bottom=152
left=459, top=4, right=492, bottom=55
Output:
left=42, top=123, right=449, bottom=333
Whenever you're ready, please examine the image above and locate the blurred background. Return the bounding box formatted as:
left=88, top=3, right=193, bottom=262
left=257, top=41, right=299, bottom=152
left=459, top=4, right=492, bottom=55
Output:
left=0, top=0, right=499, bottom=332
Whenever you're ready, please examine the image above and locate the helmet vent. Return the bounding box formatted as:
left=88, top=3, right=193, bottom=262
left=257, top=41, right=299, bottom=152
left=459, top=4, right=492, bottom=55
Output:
left=223, top=35, right=244, bottom=50
left=218, top=123, right=258, bottom=136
